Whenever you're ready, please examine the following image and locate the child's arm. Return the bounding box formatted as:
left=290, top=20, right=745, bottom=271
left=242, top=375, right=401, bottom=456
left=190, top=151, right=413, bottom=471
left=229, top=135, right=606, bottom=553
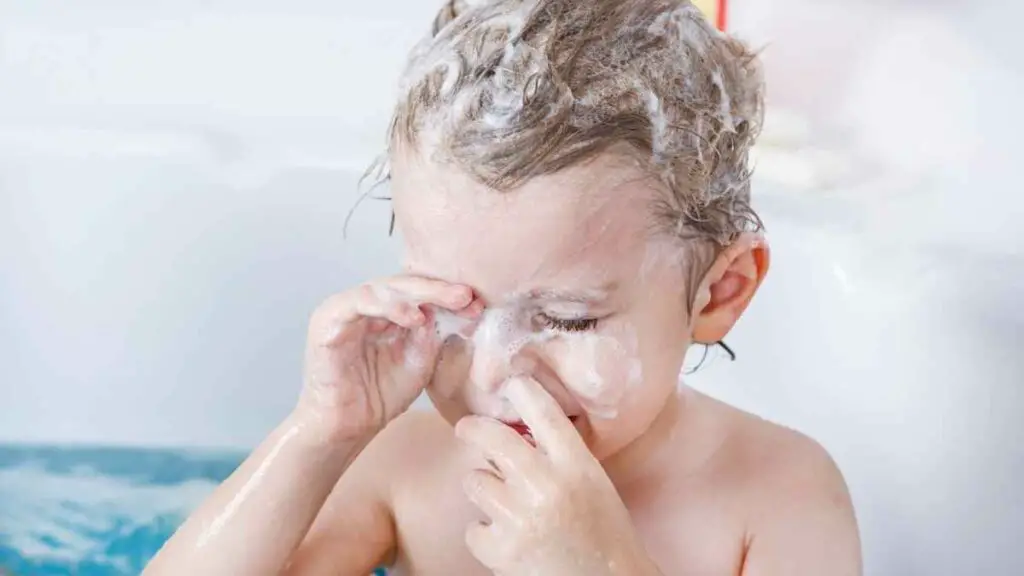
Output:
left=145, top=277, right=477, bottom=575
left=143, top=410, right=385, bottom=576
left=283, top=412, right=430, bottom=575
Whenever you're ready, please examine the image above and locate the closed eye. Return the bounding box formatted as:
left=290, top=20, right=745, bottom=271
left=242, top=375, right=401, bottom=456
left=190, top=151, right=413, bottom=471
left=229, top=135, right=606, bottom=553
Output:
left=537, top=314, right=599, bottom=333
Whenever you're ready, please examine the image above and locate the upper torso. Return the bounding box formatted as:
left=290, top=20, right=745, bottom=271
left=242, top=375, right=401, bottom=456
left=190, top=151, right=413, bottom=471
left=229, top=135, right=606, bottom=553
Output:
left=381, top=390, right=785, bottom=576
left=288, top=388, right=857, bottom=576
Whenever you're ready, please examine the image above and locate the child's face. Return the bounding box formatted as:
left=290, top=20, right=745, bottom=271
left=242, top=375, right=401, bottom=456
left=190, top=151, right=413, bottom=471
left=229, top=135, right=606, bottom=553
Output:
left=391, top=152, right=694, bottom=460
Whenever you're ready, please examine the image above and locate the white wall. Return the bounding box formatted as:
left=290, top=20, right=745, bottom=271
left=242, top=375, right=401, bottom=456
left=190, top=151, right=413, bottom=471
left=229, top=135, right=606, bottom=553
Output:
left=1, top=0, right=1021, bottom=573
left=0, top=0, right=432, bottom=447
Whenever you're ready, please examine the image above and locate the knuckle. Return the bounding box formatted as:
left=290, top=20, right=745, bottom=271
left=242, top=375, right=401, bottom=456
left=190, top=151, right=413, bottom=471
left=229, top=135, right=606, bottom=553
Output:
left=462, top=472, right=485, bottom=498
left=357, top=283, right=378, bottom=304
left=308, top=297, right=345, bottom=343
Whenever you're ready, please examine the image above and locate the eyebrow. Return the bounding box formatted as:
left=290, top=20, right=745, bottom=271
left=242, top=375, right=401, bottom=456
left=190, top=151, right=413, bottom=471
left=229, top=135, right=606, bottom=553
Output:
left=527, top=283, right=619, bottom=303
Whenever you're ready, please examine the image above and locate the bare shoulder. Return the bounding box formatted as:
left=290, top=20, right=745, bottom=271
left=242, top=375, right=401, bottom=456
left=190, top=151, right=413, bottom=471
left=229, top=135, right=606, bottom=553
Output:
left=717, top=400, right=853, bottom=510
left=698, top=394, right=863, bottom=576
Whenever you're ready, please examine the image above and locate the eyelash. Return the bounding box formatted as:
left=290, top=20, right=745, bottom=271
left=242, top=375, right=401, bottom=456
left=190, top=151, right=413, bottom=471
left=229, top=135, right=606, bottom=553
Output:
left=538, top=314, right=600, bottom=333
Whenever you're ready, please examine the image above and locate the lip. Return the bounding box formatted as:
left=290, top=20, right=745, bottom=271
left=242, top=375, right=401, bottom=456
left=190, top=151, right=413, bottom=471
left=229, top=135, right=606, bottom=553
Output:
left=502, top=416, right=579, bottom=437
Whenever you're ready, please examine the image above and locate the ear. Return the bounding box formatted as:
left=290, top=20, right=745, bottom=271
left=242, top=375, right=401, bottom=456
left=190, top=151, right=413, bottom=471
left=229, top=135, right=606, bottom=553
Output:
left=691, top=233, right=770, bottom=344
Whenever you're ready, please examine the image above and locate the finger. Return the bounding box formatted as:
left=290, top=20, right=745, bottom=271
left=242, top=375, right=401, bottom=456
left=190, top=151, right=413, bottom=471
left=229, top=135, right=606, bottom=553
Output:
left=313, top=285, right=425, bottom=330
left=381, top=276, right=476, bottom=312
left=463, top=467, right=519, bottom=526
left=427, top=303, right=482, bottom=341
left=366, top=318, right=391, bottom=333
left=313, top=277, right=477, bottom=342
left=358, top=276, right=480, bottom=330
left=464, top=521, right=506, bottom=571
left=400, top=309, right=445, bottom=370
left=351, top=287, right=426, bottom=329
left=456, top=297, right=485, bottom=319
left=308, top=294, right=420, bottom=348
left=503, top=376, right=584, bottom=460
left=455, top=416, right=539, bottom=484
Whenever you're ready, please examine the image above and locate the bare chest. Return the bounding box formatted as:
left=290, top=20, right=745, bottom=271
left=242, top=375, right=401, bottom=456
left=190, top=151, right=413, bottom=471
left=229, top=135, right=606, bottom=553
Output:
left=386, top=471, right=747, bottom=576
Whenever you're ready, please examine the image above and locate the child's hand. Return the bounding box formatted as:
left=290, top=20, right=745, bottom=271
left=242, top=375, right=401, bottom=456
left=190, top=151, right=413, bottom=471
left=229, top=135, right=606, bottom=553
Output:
left=298, top=276, right=480, bottom=442
left=455, top=376, right=661, bottom=576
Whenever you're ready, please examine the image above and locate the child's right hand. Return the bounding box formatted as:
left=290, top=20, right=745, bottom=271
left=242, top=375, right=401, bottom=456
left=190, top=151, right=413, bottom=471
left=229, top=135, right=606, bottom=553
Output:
left=297, top=276, right=480, bottom=442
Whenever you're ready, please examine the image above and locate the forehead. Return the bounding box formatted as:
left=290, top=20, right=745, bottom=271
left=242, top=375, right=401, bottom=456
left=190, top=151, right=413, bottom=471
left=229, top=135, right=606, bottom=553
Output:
left=391, top=152, right=653, bottom=300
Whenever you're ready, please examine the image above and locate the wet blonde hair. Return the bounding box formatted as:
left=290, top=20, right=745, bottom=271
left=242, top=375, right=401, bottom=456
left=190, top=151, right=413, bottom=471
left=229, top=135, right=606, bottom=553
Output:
left=374, top=0, right=764, bottom=267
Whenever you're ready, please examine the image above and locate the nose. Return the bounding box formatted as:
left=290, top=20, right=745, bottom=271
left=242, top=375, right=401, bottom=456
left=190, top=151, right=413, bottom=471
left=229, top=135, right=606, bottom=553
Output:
left=465, top=335, right=581, bottom=421
left=465, top=306, right=536, bottom=395
left=468, top=335, right=534, bottom=394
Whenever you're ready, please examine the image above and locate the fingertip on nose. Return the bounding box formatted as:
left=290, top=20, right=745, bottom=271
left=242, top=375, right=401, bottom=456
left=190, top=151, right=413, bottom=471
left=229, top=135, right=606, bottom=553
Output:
left=463, top=299, right=485, bottom=318
left=450, top=285, right=474, bottom=307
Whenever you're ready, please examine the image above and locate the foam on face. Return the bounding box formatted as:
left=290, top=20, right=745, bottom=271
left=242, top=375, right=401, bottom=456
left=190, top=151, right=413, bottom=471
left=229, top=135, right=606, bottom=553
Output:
left=429, top=296, right=644, bottom=421
left=438, top=299, right=555, bottom=385
left=554, top=324, right=643, bottom=420
left=433, top=308, right=475, bottom=340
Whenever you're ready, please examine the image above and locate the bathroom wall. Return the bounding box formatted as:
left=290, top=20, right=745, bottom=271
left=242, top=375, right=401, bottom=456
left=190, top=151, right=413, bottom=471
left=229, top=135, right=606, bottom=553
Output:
left=0, top=0, right=425, bottom=448
left=1, top=0, right=1021, bottom=573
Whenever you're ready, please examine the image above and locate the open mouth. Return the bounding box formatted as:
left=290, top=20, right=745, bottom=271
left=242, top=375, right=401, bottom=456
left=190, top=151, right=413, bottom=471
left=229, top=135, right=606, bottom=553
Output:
left=502, top=416, right=579, bottom=437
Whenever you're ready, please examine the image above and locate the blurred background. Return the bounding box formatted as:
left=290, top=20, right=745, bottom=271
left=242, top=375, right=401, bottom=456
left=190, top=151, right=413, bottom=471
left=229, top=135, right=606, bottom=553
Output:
left=1, top=0, right=1021, bottom=574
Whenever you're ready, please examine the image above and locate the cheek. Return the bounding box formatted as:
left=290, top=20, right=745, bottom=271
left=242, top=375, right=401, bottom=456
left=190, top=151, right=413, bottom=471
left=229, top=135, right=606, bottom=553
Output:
left=548, top=325, right=643, bottom=418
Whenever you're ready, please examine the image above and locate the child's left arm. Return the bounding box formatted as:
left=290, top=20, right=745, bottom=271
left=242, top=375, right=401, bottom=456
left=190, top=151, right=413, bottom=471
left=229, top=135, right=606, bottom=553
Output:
left=740, top=440, right=862, bottom=576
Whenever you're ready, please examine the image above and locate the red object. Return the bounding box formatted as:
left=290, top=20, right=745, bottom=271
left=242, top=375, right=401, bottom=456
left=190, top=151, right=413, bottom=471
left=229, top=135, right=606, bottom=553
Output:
left=717, top=0, right=727, bottom=31
left=502, top=416, right=579, bottom=438
left=505, top=421, right=532, bottom=436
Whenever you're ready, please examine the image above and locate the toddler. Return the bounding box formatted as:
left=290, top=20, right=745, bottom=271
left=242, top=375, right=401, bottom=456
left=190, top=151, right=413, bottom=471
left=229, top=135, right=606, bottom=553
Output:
left=146, top=1, right=861, bottom=574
